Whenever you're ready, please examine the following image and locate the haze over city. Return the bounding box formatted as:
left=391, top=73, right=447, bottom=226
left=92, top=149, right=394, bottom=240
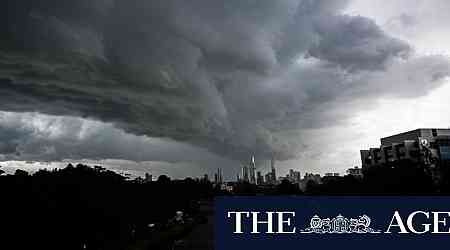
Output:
left=1, top=0, right=450, bottom=180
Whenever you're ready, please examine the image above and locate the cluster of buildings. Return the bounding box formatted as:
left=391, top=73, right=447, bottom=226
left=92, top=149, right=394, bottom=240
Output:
left=299, top=173, right=322, bottom=190
left=134, top=173, right=153, bottom=183
left=232, top=155, right=359, bottom=191
left=205, top=128, right=450, bottom=192
left=346, top=166, right=363, bottom=178
left=137, top=128, right=450, bottom=193
left=213, top=168, right=224, bottom=184
left=237, top=156, right=277, bottom=185
left=238, top=156, right=257, bottom=184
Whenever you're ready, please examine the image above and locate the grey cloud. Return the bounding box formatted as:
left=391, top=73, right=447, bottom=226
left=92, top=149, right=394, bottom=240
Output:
left=0, top=112, right=233, bottom=164
left=307, top=15, right=411, bottom=71
left=0, top=111, right=239, bottom=178
left=0, top=0, right=449, bottom=164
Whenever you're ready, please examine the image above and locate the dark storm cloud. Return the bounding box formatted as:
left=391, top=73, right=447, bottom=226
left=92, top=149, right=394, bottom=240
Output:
left=307, top=15, right=411, bottom=71
left=0, top=0, right=449, bottom=162
left=0, top=112, right=233, bottom=164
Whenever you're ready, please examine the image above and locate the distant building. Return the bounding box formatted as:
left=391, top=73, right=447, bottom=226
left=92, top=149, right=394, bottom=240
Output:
left=249, top=156, right=256, bottom=184
left=263, top=171, right=277, bottom=185
left=271, top=156, right=277, bottom=182
left=241, top=165, right=249, bottom=183
left=261, top=156, right=277, bottom=185
left=264, top=172, right=273, bottom=185
left=324, top=173, right=340, bottom=177
left=221, top=182, right=234, bottom=192
left=288, top=169, right=301, bottom=183
left=299, top=173, right=321, bottom=191
left=239, top=155, right=258, bottom=184
left=237, top=155, right=278, bottom=185
left=346, top=166, right=363, bottom=178
left=256, top=171, right=264, bottom=185
left=278, top=176, right=289, bottom=183
left=144, top=173, right=152, bottom=183
left=214, top=168, right=223, bottom=184
left=322, top=173, right=341, bottom=185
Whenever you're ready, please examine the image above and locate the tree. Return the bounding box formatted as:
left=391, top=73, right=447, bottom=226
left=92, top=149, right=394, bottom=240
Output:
left=157, top=175, right=171, bottom=184
left=276, top=179, right=302, bottom=195
left=14, top=169, right=29, bottom=177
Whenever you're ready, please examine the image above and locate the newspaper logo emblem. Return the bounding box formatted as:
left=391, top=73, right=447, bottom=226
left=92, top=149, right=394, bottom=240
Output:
left=300, top=214, right=381, bottom=234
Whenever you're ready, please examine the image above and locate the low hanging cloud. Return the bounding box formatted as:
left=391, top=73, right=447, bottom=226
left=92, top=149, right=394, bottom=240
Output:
left=0, top=0, right=449, bottom=163
left=0, top=111, right=232, bottom=163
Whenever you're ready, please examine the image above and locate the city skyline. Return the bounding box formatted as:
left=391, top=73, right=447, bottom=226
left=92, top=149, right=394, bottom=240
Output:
left=1, top=127, right=449, bottom=191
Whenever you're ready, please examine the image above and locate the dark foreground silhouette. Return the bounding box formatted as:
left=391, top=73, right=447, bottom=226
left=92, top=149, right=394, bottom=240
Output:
left=0, top=164, right=213, bottom=250
left=1, top=159, right=450, bottom=250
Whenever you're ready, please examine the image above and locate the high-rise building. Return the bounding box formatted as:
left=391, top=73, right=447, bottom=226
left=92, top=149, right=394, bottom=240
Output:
left=271, top=156, right=277, bottom=184
left=214, top=168, right=223, bottom=184
left=249, top=155, right=256, bottom=184
left=241, top=165, right=249, bottom=183
left=256, top=171, right=264, bottom=185
left=260, top=157, right=278, bottom=185
left=144, top=173, right=152, bottom=183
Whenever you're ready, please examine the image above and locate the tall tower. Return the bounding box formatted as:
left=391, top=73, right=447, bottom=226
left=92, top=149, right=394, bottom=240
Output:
left=242, top=165, right=249, bottom=182
left=249, top=155, right=256, bottom=184
left=271, top=156, right=276, bottom=184
left=215, top=168, right=223, bottom=184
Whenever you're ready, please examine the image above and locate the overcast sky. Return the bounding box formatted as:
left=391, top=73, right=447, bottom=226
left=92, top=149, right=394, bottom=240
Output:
left=0, top=0, right=449, bottom=179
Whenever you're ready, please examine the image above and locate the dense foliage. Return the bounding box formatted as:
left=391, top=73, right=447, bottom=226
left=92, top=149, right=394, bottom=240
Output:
left=0, top=164, right=213, bottom=250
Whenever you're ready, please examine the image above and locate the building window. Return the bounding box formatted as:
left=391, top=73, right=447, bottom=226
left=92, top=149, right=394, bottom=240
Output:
left=432, top=129, right=438, bottom=137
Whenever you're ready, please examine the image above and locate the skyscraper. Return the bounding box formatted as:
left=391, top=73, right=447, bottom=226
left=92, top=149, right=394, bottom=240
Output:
left=271, top=156, right=277, bottom=184
left=215, top=168, right=223, bottom=184
left=241, top=165, right=249, bottom=182
left=249, top=155, right=256, bottom=184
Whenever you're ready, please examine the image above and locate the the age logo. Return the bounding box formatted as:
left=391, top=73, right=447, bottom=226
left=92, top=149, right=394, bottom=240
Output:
left=300, top=214, right=381, bottom=234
